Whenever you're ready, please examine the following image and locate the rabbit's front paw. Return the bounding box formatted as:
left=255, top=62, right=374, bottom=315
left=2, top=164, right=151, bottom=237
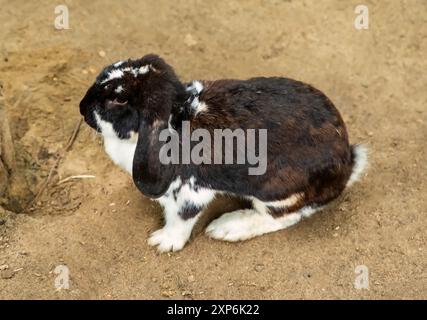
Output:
left=148, top=227, right=189, bottom=252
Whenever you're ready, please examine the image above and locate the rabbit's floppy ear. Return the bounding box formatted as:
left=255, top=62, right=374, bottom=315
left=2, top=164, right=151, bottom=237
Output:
left=131, top=55, right=185, bottom=198
left=132, top=120, right=176, bottom=198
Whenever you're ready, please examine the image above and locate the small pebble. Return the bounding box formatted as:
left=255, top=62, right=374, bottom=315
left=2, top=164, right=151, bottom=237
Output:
left=1, top=270, right=15, bottom=279
left=184, top=34, right=198, bottom=47
left=98, top=50, right=106, bottom=57
left=181, top=290, right=192, bottom=297
left=254, top=264, right=264, bottom=272
left=161, top=290, right=175, bottom=297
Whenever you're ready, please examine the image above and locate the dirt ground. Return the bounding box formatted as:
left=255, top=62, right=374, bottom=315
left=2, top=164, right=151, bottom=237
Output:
left=0, top=0, right=426, bottom=299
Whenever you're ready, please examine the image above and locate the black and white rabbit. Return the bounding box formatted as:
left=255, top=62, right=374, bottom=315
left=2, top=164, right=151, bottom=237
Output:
left=80, top=54, right=367, bottom=252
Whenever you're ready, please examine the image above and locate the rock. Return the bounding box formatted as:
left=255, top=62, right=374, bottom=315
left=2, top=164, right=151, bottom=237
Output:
left=187, top=275, right=195, bottom=283
left=254, top=264, right=264, bottom=272
left=98, top=50, right=106, bottom=58
left=1, top=269, right=14, bottom=279
left=181, top=290, right=193, bottom=297
left=184, top=34, right=198, bottom=47
left=161, top=290, right=175, bottom=297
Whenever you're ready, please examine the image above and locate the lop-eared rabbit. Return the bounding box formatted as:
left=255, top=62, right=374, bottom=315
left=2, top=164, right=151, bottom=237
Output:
left=80, top=54, right=367, bottom=252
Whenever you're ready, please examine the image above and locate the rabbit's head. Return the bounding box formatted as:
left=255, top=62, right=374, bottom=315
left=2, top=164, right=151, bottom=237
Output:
left=79, top=54, right=185, bottom=139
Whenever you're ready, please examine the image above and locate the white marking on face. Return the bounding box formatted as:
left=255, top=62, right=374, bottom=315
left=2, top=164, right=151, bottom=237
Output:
left=102, top=69, right=124, bottom=84
left=115, top=85, right=124, bottom=93
left=101, top=66, right=143, bottom=84
left=114, top=60, right=125, bottom=67
left=94, top=112, right=137, bottom=175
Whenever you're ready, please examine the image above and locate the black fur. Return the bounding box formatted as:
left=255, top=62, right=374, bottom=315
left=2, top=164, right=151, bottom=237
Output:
left=80, top=54, right=355, bottom=208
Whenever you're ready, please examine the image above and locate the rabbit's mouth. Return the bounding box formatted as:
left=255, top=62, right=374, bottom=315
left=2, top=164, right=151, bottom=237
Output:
left=82, top=109, right=100, bottom=132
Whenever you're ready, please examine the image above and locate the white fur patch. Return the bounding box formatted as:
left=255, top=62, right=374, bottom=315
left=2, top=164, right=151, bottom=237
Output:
left=186, top=80, right=203, bottom=94
left=138, top=65, right=149, bottom=74
left=206, top=209, right=301, bottom=242
left=347, top=144, right=368, bottom=187
left=298, top=206, right=319, bottom=218
left=192, top=100, right=208, bottom=115
left=114, top=60, right=125, bottom=67
left=100, top=66, right=145, bottom=84
left=263, top=193, right=303, bottom=208
left=115, top=85, right=124, bottom=93
left=157, top=177, right=216, bottom=215
left=94, top=112, right=137, bottom=175
left=167, top=114, right=178, bottom=134
left=186, top=80, right=207, bottom=115
left=206, top=196, right=320, bottom=242
left=149, top=177, right=216, bottom=252
left=102, top=69, right=124, bottom=84
left=192, top=80, right=204, bottom=94
left=148, top=217, right=198, bottom=252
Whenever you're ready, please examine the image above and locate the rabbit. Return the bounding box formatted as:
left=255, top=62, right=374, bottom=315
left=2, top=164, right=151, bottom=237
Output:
left=79, top=54, right=368, bottom=252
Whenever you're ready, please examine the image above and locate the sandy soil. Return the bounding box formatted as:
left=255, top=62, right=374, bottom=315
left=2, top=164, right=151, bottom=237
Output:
left=0, top=0, right=426, bottom=299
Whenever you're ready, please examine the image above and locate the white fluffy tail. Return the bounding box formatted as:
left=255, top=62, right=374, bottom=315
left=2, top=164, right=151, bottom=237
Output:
left=346, top=144, right=368, bottom=187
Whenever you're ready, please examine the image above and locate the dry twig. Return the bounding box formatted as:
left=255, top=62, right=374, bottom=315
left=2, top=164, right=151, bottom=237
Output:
left=57, top=175, right=95, bottom=185
left=27, top=118, right=83, bottom=210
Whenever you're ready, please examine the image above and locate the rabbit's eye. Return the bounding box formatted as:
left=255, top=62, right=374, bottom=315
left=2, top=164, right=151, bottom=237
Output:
left=105, top=98, right=128, bottom=109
